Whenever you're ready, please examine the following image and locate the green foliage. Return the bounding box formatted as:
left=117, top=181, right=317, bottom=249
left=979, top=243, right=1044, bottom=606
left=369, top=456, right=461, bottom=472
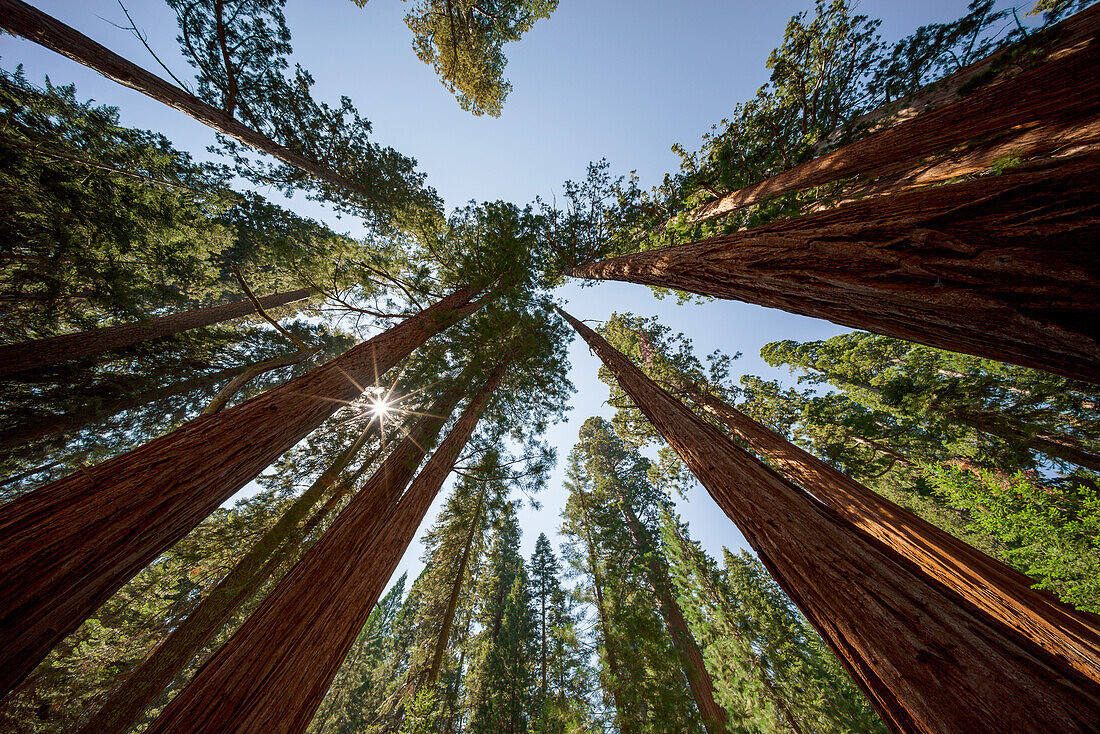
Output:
left=661, top=513, right=885, bottom=733
left=925, top=463, right=1100, bottom=612
left=398, top=0, right=558, bottom=116
left=168, top=0, right=439, bottom=225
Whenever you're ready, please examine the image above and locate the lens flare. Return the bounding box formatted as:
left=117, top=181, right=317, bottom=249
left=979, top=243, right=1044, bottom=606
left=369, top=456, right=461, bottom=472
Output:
left=369, top=398, right=392, bottom=419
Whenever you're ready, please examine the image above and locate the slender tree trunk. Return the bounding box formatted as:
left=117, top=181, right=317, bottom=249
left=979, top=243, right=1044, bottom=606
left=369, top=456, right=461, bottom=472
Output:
left=683, top=384, right=1100, bottom=683
left=0, top=287, right=483, bottom=696
left=952, top=411, right=1100, bottom=470
left=666, top=521, right=805, bottom=734
left=0, top=0, right=380, bottom=202
left=78, top=424, right=383, bottom=734
left=427, top=490, right=485, bottom=689
left=562, top=309, right=1099, bottom=734
left=675, top=7, right=1098, bottom=226
left=0, top=288, right=311, bottom=378
left=0, top=363, right=249, bottom=454
left=147, top=360, right=508, bottom=734
left=615, top=497, right=728, bottom=734
left=573, top=155, right=1099, bottom=382
left=575, top=488, right=637, bottom=734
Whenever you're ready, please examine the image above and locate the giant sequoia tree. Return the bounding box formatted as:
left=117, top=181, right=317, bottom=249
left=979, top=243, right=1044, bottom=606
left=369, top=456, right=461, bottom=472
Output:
left=562, top=309, right=1098, bottom=733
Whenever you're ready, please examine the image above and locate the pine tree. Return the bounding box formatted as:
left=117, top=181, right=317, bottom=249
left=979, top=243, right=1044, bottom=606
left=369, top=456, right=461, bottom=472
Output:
left=464, top=502, right=536, bottom=734
left=661, top=511, right=884, bottom=733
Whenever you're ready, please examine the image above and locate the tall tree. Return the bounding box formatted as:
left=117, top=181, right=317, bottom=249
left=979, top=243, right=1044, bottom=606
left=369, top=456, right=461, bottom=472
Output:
left=463, top=502, right=536, bottom=734
left=0, top=287, right=483, bottom=696
left=574, top=417, right=727, bottom=734
left=0, top=0, right=433, bottom=224
left=0, top=288, right=311, bottom=378
left=597, top=313, right=1100, bottom=681
left=562, top=308, right=1099, bottom=733
left=146, top=352, right=511, bottom=733
left=561, top=455, right=704, bottom=734
left=661, top=513, right=884, bottom=734
left=569, top=155, right=1098, bottom=381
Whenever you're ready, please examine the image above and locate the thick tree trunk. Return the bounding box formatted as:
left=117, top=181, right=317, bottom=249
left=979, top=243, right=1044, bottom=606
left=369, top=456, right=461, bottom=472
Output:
left=146, top=361, right=507, bottom=734
left=572, top=156, right=1099, bottom=382
left=0, top=363, right=249, bottom=455
left=0, top=0, right=378, bottom=203
left=427, top=490, right=485, bottom=689
left=0, top=287, right=482, bottom=696
left=676, top=6, right=1098, bottom=226
left=616, top=497, right=728, bottom=734
left=683, top=385, right=1100, bottom=684
left=563, top=309, right=1099, bottom=734
left=78, top=424, right=383, bottom=734
left=0, top=288, right=312, bottom=379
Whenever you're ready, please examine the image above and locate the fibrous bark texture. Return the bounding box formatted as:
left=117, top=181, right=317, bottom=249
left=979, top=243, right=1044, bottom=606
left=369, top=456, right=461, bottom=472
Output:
left=0, top=0, right=375, bottom=202
left=78, top=424, right=382, bottom=734
left=682, top=384, right=1100, bottom=684
left=676, top=6, right=1098, bottom=225
left=563, top=309, right=1099, bottom=734
left=573, top=156, right=1099, bottom=381
left=0, top=288, right=311, bottom=378
left=0, top=288, right=481, bottom=696
left=147, top=362, right=507, bottom=734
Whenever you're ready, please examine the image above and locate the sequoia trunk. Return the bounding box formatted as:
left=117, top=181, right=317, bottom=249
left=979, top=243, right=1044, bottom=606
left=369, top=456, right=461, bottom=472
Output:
left=572, top=156, right=1099, bottom=381
left=147, top=361, right=507, bottom=734
left=0, top=288, right=482, bottom=696
left=0, top=288, right=311, bottom=378
left=676, top=6, right=1098, bottom=225
left=78, top=424, right=383, bottom=734
left=563, top=309, right=1098, bottom=734
left=0, top=0, right=377, bottom=202
left=682, top=385, right=1100, bottom=683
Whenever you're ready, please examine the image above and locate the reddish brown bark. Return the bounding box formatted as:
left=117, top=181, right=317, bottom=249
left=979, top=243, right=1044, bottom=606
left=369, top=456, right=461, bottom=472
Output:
left=0, top=288, right=482, bottom=696
left=676, top=6, right=1098, bottom=226
left=682, top=384, right=1100, bottom=684
left=78, top=422, right=383, bottom=734
left=614, top=494, right=728, bottom=734
left=147, top=361, right=507, bottom=734
left=572, top=156, right=1099, bottom=382
left=563, top=309, right=1099, bottom=734
left=0, top=0, right=378, bottom=203
left=0, top=288, right=312, bottom=378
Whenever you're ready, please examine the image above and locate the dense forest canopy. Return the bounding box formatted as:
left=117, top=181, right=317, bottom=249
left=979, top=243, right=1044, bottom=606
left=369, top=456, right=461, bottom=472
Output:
left=0, top=0, right=1096, bottom=732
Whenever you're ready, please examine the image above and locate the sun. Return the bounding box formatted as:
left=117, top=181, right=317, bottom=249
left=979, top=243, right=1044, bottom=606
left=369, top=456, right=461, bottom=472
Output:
left=368, top=397, right=392, bottom=420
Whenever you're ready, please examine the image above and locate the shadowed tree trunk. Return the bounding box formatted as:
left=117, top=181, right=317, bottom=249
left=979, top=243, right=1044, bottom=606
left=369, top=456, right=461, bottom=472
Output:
left=78, top=420, right=386, bottom=734
left=146, top=360, right=509, bottom=734
left=572, top=156, right=1099, bottom=382
left=0, top=288, right=312, bottom=378
left=681, top=384, right=1100, bottom=684
left=0, top=363, right=250, bottom=455
left=0, top=287, right=483, bottom=696
left=575, top=486, right=637, bottom=734
left=562, top=309, right=1099, bottom=734
left=675, top=7, right=1098, bottom=226
left=0, top=0, right=380, bottom=203
left=426, top=488, right=486, bottom=689
left=613, top=495, right=728, bottom=734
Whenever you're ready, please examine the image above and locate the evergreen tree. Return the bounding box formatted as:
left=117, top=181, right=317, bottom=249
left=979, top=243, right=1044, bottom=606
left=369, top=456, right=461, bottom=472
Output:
left=464, top=502, right=536, bottom=734
left=661, top=512, right=885, bottom=733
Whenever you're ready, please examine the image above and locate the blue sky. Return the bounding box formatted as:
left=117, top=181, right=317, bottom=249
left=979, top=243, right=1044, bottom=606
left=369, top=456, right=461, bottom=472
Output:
left=2, top=0, right=998, bottom=580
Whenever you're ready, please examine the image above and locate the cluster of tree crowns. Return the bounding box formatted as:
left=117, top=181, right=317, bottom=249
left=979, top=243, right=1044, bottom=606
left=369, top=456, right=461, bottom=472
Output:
left=0, top=0, right=1097, bottom=733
